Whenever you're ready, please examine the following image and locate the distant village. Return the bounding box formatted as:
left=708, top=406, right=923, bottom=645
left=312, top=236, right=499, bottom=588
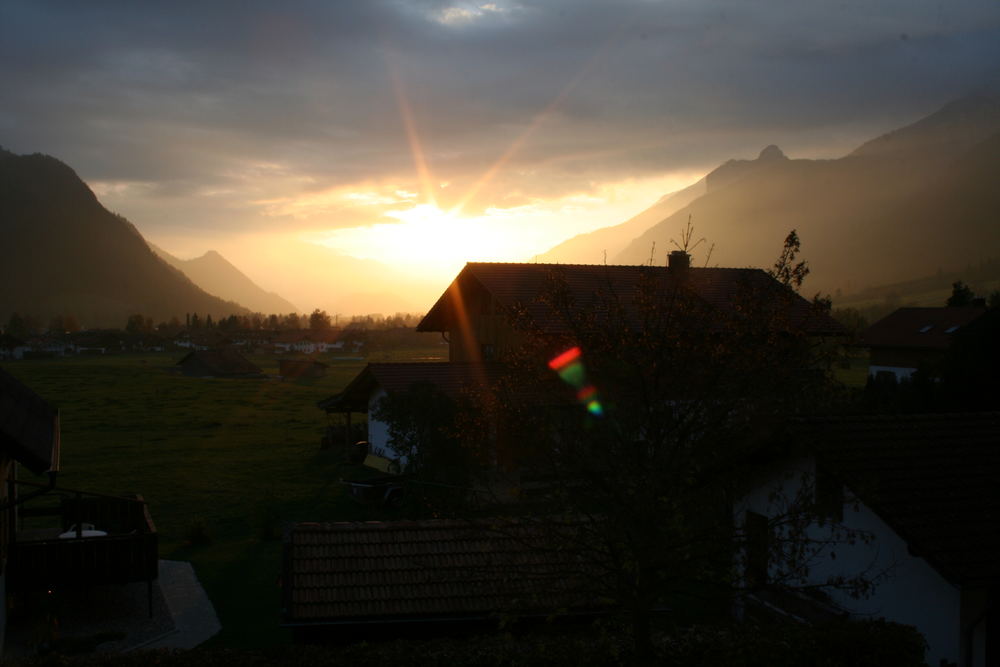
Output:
left=0, top=310, right=426, bottom=361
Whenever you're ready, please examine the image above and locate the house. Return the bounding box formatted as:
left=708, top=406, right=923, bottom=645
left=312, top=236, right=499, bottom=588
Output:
left=0, top=336, right=28, bottom=361
left=863, top=306, right=988, bottom=381
left=279, top=358, right=329, bottom=380
left=0, top=366, right=61, bottom=652
left=281, top=518, right=614, bottom=642
left=274, top=330, right=343, bottom=355
left=737, top=412, right=1000, bottom=667
left=321, top=253, right=843, bottom=468
left=176, top=348, right=264, bottom=378
left=417, top=254, right=842, bottom=363
left=319, top=362, right=502, bottom=465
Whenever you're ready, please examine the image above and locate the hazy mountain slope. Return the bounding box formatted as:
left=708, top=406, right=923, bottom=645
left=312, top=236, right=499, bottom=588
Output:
left=151, top=245, right=299, bottom=314
left=613, top=94, right=1000, bottom=296
left=0, top=148, right=248, bottom=327
left=535, top=178, right=707, bottom=264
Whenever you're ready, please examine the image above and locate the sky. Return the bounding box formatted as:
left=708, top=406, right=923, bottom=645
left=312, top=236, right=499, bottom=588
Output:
left=2, top=0, right=999, bottom=314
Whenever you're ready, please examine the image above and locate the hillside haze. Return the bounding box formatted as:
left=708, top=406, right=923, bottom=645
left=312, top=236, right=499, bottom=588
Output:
left=543, top=93, right=1000, bottom=297
left=0, top=148, right=248, bottom=328
left=150, top=245, right=299, bottom=315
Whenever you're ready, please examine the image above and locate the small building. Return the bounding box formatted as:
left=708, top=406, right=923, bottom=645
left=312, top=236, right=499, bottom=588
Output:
left=279, top=358, right=329, bottom=380
left=281, top=519, right=613, bottom=642
left=862, top=306, right=988, bottom=380
left=0, top=368, right=159, bottom=655
left=176, top=349, right=264, bottom=378
left=318, top=362, right=502, bottom=466
left=738, top=412, right=1000, bottom=667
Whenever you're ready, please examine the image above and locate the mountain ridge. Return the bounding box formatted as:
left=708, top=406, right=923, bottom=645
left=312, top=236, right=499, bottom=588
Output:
left=538, top=92, right=1000, bottom=296
left=150, top=244, right=300, bottom=315
left=0, top=147, right=249, bottom=328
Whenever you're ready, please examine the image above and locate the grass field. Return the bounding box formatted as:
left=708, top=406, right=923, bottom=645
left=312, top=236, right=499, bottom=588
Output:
left=3, top=345, right=442, bottom=648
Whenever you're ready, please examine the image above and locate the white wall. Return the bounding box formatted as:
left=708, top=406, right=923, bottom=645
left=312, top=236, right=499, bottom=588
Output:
left=737, top=458, right=961, bottom=666
left=366, top=389, right=409, bottom=468
left=869, top=365, right=915, bottom=381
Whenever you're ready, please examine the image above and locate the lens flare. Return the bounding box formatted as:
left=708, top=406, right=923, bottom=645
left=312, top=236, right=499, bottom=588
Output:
left=549, top=346, right=603, bottom=417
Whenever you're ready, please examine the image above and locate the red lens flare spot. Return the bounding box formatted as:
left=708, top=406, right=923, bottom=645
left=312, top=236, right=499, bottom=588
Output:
left=548, top=346, right=581, bottom=371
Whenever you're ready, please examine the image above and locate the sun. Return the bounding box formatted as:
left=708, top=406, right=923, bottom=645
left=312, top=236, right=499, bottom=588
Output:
left=313, top=203, right=529, bottom=278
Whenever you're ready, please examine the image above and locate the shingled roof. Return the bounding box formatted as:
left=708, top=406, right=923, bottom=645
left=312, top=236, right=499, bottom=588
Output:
left=862, top=307, right=987, bottom=350
left=808, top=412, right=1000, bottom=587
left=176, top=348, right=263, bottom=377
left=282, top=519, right=611, bottom=626
left=0, top=367, right=60, bottom=474
left=418, top=263, right=844, bottom=336
left=318, top=362, right=502, bottom=412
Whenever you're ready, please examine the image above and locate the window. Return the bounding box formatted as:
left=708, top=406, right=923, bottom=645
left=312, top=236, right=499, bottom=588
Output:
left=481, top=343, right=495, bottom=361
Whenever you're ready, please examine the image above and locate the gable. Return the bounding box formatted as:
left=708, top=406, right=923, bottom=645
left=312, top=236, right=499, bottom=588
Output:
left=807, top=412, right=1000, bottom=587
left=863, top=307, right=987, bottom=351
left=418, top=262, right=843, bottom=337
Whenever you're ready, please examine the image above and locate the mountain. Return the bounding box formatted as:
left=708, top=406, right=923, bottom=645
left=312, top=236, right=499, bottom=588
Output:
left=0, top=148, right=248, bottom=328
left=606, top=93, right=1000, bottom=295
left=150, top=245, right=299, bottom=315
left=534, top=178, right=707, bottom=264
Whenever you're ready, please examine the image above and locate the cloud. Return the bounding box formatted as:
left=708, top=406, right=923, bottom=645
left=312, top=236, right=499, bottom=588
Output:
left=2, top=0, right=998, bottom=240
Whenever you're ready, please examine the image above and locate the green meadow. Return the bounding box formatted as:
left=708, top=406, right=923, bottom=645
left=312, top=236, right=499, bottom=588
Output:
left=3, top=345, right=443, bottom=648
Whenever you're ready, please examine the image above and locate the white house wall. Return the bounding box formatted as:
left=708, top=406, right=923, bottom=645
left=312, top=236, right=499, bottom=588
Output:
left=738, top=458, right=961, bottom=667
left=869, top=364, right=916, bottom=381
left=367, top=389, right=391, bottom=459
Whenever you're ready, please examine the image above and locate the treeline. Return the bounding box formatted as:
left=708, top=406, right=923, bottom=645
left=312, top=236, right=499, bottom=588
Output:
left=3, top=309, right=425, bottom=338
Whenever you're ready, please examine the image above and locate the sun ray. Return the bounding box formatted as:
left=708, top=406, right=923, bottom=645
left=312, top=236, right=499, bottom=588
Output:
left=383, top=50, right=438, bottom=207
left=449, top=15, right=635, bottom=217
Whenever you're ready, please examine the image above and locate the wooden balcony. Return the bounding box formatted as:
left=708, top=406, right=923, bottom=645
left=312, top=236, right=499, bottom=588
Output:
left=7, top=481, right=158, bottom=595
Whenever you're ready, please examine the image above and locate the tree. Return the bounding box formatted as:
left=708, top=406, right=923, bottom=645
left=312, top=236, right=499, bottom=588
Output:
left=309, top=308, right=332, bottom=332
left=384, top=232, right=869, bottom=661
left=124, top=313, right=153, bottom=334
left=946, top=280, right=975, bottom=307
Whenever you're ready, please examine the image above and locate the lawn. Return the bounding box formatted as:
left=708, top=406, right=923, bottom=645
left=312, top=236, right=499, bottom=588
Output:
left=3, top=346, right=441, bottom=648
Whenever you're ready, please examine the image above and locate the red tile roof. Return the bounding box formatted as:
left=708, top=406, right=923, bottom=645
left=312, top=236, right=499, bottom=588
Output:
left=808, top=412, right=1000, bottom=587
left=418, top=263, right=843, bottom=336
left=0, top=367, right=60, bottom=474
left=282, top=519, right=610, bottom=625
left=862, top=307, right=987, bottom=350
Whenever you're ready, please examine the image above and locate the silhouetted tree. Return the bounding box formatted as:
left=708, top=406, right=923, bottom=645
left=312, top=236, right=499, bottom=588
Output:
left=309, top=308, right=333, bottom=332
left=946, top=280, right=975, bottom=306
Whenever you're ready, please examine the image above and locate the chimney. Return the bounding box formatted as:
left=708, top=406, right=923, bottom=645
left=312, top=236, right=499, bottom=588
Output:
left=668, top=250, right=690, bottom=275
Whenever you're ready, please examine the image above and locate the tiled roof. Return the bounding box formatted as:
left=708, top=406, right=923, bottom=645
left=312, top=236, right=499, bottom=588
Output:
left=176, top=348, right=263, bottom=376
left=0, top=367, right=60, bottom=474
left=283, top=519, right=609, bottom=625
left=807, top=412, right=1000, bottom=587
left=319, top=362, right=502, bottom=412
left=418, top=262, right=843, bottom=336
left=862, top=307, right=987, bottom=350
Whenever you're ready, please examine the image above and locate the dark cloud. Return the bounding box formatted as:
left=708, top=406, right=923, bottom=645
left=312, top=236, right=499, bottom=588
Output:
left=2, top=0, right=999, bottom=231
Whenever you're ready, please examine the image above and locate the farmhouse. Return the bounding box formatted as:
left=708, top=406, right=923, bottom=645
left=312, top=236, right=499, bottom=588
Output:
left=738, top=412, right=1000, bottom=667
left=863, top=306, right=988, bottom=381
left=320, top=253, right=843, bottom=468
left=177, top=348, right=264, bottom=378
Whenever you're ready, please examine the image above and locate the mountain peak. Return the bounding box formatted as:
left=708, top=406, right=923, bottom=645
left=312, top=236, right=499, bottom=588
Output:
left=758, top=144, right=787, bottom=161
